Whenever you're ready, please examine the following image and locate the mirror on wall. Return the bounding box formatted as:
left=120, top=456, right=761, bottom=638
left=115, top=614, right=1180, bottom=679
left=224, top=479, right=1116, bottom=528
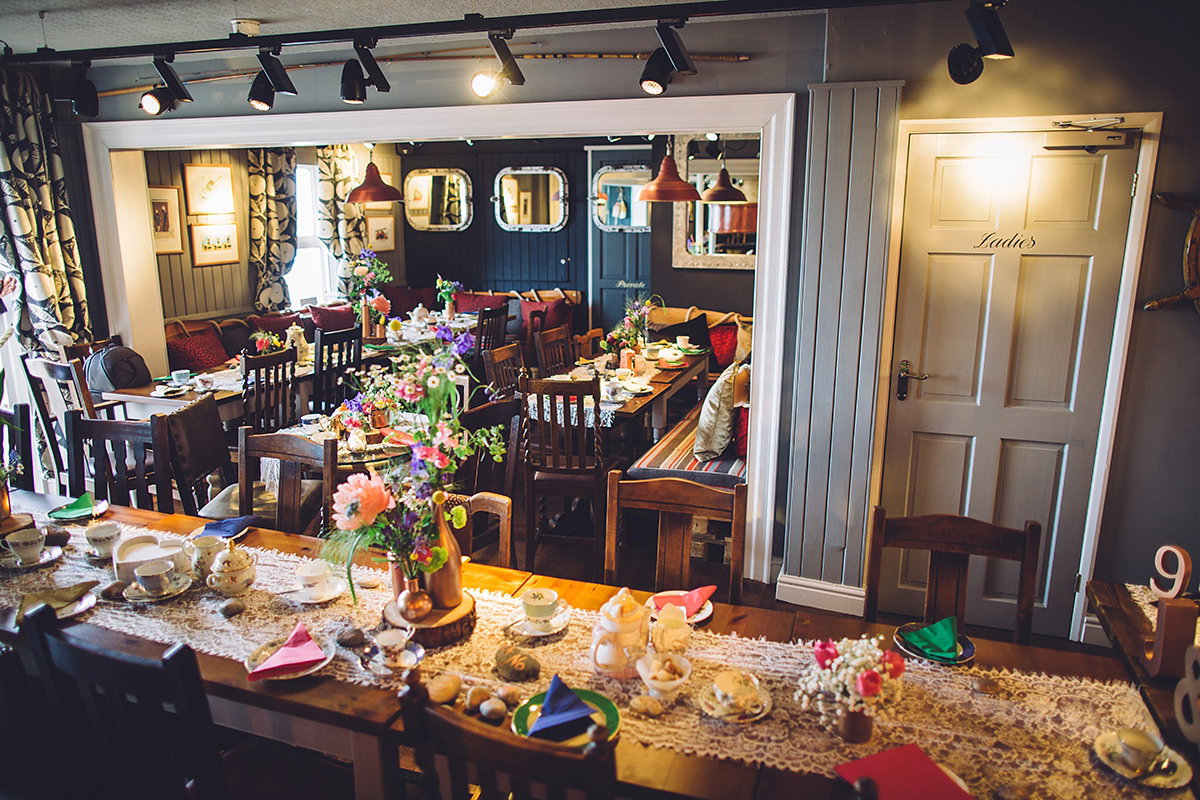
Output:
left=671, top=133, right=760, bottom=270
left=404, top=168, right=473, bottom=231
left=591, top=165, right=652, bottom=232
left=492, top=166, right=568, bottom=232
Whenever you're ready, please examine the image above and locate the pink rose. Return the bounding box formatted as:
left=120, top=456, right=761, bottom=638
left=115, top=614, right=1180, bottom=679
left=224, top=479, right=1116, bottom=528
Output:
left=856, top=669, right=882, bottom=697
left=881, top=650, right=905, bottom=679
left=255, top=337, right=269, bottom=353
left=814, top=640, right=839, bottom=669
left=354, top=265, right=369, bottom=276
left=332, top=472, right=395, bottom=530
left=371, top=295, right=391, bottom=314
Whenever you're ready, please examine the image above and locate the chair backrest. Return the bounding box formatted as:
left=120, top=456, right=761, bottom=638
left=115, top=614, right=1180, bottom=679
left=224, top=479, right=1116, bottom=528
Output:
left=862, top=506, right=1041, bottom=644
left=474, top=304, right=509, bottom=356
left=22, top=603, right=230, bottom=800
left=444, top=490, right=514, bottom=569
left=165, top=393, right=236, bottom=515
left=519, top=375, right=604, bottom=473
left=604, top=471, right=746, bottom=605
left=312, top=327, right=362, bottom=415
left=65, top=408, right=174, bottom=512
left=456, top=397, right=521, bottom=495
left=0, top=403, right=34, bottom=491
left=237, top=425, right=336, bottom=534
left=535, top=326, right=574, bottom=378
left=483, top=343, right=524, bottom=400
left=58, top=334, right=123, bottom=364
left=573, top=328, right=604, bottom=361
left=241, top=346, right=298, bottom=433
left=399, top=677, right=616, bottom=800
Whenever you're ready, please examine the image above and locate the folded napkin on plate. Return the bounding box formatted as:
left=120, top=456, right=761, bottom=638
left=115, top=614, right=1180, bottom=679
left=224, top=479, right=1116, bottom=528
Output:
left=49, top=492, right=93, bottom=520
left=653, top=585, right=717, bottom=617
left=528, top=675, right=597, bottom=740
left=17, top=582, right=100, bottom=624
left=204, top=515, right=261, bottom=539
left=383, top=429, right=414, bottom=446
left=898, top=617, right=959, bottom=661
left=247, top=622, right=328, bottom=681
left=835, top=744, right=971, bottom=800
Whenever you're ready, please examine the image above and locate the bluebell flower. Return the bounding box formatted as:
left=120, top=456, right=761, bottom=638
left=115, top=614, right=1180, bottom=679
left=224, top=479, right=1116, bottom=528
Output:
left=358, top=248, right=376, bottom=261
left=435, top=325, right=453, bottom=342
left=344, top=393, right=365, bottom=413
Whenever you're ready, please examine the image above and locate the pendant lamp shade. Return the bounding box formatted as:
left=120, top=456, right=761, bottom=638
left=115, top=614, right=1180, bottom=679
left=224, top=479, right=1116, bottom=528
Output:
left=636, top=155, right=701, bottom=203
left=347, top=161, right=402, bottom=204
left=700, top=168, right=747, bottom=203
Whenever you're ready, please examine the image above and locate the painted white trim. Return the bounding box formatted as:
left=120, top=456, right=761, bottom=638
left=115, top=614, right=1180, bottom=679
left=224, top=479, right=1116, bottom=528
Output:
left=776, top=573, right=866, bottom=618
left=1081, top=614, right=1114, bottom=649
left=80, top=93, right=795, bottom=584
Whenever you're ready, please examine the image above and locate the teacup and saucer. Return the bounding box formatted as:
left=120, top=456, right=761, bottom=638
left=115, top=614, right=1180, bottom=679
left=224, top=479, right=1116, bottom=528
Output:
left=698, top=669, right=772, bottom=723
left=510, top=588, right=569, bottom=636
left=1093, top=726, right=1192, bottom=787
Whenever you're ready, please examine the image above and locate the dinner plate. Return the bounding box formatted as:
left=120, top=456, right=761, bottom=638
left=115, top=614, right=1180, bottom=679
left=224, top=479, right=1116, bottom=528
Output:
left=49, top=499, right=109, bottom=521
left=123, top=574, right=193, bottom=603
left=243, top=633, right=336, bottom=680
left=506, top=605, right=571, bottom=638
left=646, top=591, right=713, bottom=624
left=697, top=684, right=772, bottom=723
left=511, top=689, right=621, bottom=745
left=1093, top=731, right=1192, bottom=787
left=151, top=385, right=189, bottom=398
left=657, top=360, right=688, bottom=370
left=56, top=591, right=98, bottom=619
left=0, top=546, right=64, bottom=570
left=282, top=575, right=349, bottom=604
left=893, top=622, right=976, bottom=665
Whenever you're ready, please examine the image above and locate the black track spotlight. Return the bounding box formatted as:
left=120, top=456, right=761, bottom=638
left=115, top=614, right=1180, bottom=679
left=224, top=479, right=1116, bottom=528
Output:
left=340, top=59, right=367, bottom=104
left=140, top=86, right=176, bottom=115
left=947, top=43, right=985, bottom=84
left=472, top=30, right=525, bottom=98
left=152, top=54, right=192, bottom=103
left=654, top=21, right=697, bottom=76
left=257, top=47, right=297, bottom=96
left=247, top=70, right=275, bottom=111
left=965, top=0, right=1014, bottom=59
left=58, top=61, right=98, bottom=117
left=354, top=40, right=390, bottom=93
left=639, top=48, right=673, bottom=95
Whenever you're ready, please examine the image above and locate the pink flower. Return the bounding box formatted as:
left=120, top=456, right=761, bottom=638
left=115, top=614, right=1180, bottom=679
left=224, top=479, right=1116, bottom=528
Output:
left=367, top=272, right=376, bottom=282
left=856, top=669, right=882, bottom=697
left=371, top=294, right=391, bottom=314
left=881, top=650, right=905, bottom=679
left=814, top=640, right=839, bottom=669
left=354, top=265, right=369, bottom=276
left=332, top=472, right=395, bottom=530
left=255, top=337, right=269, bottom=352
left=412, top=445, right=451, bottom=470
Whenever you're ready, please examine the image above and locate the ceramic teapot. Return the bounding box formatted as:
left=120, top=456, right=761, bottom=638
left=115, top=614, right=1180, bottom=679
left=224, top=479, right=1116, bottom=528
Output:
left=409, top=304, right=430, bottom=323
left=284, top=324, right=311, bottom=363
left=205, top=539, right=257, bottom=597
left=590, top=587, right=648, bottom=679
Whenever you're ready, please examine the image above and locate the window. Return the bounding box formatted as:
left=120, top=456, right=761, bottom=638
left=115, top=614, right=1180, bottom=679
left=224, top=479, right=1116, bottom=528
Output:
left=284, top=164, right=335, bottom=306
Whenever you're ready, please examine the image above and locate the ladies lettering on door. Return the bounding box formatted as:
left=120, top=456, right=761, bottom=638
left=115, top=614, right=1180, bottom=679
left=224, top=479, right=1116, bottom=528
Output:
left=973, top=231, right=1037, bottom=249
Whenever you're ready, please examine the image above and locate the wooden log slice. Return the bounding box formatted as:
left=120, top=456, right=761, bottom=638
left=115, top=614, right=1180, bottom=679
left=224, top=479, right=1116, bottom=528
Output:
left=0, top=514, right=35, bottom=538
left=383, top=590, right=476, bottom=648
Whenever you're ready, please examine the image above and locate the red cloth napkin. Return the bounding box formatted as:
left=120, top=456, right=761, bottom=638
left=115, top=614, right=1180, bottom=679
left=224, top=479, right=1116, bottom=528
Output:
left=653, top=585, right=716, bottom=617
left=834, top=744, right=972, bottom=800
left=247, top=622, right=328, bottom=681
left=382, top=428, right=414, bottom=446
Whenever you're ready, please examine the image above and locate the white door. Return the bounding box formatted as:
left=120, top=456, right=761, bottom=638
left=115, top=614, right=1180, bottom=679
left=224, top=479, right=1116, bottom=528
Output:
left=879, top=130, right=1139, bottom=637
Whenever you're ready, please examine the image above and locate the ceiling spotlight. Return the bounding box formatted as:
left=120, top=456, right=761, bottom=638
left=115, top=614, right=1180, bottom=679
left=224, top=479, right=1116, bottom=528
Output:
left=472, top=30, right=524, bottom=98
left=705, top=132, right=719, bottom=142
left=257, top=46, right=297, bottom=96
left=354, top=40, right=390, bottom=93
left=639, top=48, right=673, bottom=95
left=152, top=54, right=192, bottom=103
left=340, top=59, right=367, bottom=104
left=965, top=0, right=1014, bottom=59
left=58, top=60, right=98, bottom=117
left=471, top=70, right=500, bottom=98
left=140, top=86, right=176, bottom=115
left=654, top=21, right=697, bottom=76
left=247, top=70, right=274, bottom=111
left=947, top=43, right=985, bottom=84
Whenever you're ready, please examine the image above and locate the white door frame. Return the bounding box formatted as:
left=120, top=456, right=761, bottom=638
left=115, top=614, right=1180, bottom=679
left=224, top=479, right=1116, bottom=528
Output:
left=873, top=113, right=1162, bottom=641
left=79, top=93, right=795, bottom=585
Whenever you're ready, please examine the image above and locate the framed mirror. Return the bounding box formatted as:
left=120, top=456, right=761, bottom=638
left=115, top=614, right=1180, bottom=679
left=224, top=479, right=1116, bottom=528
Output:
left=591, top=165, right=652, bottom=232
left=493, top=166, right=568, bottom=232
left=404, top=168, right=473, bottom=231
left=671, top=133, right=760, bottom=270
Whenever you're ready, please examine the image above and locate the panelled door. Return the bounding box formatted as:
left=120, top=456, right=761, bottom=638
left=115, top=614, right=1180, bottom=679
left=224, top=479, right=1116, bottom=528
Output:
left=587, top=146, right=653, bottom=331
left=879, top=130, right=1139, bottom=637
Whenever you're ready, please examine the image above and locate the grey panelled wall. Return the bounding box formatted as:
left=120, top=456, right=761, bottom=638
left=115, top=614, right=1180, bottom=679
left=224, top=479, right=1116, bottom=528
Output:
left=785, top=82, right=902, bottom=585
left=145, top=149, right=254, bottom=318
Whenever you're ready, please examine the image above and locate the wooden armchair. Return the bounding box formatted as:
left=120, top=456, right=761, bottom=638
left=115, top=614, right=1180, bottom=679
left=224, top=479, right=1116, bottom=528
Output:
left=65, top=409, right=173, bottom=512
left=534, top=325, right=573, bottom=378
left=241, top=346, right=298, bottom=433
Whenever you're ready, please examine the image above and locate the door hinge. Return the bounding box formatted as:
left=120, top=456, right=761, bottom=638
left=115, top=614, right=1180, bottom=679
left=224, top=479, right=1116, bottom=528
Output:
left=1131, top=172, right=1139, bottom=198
left=1074, top=573, right=1082, bottom=593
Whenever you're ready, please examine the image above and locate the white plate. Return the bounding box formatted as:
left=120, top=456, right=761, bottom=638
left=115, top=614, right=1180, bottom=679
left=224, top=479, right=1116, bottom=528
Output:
left=123, top=573, right=193, bottom=603
left=507, top=605, right=571, bottom=637
left=1093, top=731, right=1193, bottom=787
left=623, top=382, right=654, bottom=395
left=646, top=591, right=713, bottom=624
left=244, top=634, right=336, bottom=680
left=151, top=385, right=188, bottom=398
left=697, top=684, right=772, bottom=723
left=282, top=575, right=349, bottom=604
left=58, top=591, right=98, bottom=619
left=0, top=546, right=64, bottom=570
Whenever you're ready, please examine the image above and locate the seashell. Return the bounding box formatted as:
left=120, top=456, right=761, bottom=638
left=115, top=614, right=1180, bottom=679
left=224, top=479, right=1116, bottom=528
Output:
left=465, top=687, right=491, bottom=713
left=219, top=599, right=244, bottom=617
left=427, top=674, right=462, bottom=705
left=99, top=580, right=127, bottom=600
left=336, top=627, right=366, bottom=648
left=479, top=697, right=507, bottom=721
left=629, top=694, right=663, bottom=717
left=495, top=684, right=523, bottom=707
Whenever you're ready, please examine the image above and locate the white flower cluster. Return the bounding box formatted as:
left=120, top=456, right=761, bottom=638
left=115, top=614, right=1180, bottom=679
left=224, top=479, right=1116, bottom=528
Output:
left=794, top=635, right=905, bottom=728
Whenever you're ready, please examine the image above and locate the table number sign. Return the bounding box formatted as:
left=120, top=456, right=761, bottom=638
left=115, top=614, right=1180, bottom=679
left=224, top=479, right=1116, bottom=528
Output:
left=1175, top=646, right=1200, bottom=744
left=1143, top=545, right=1199, bottom=678
left=1151, top=545, right=1193, bottom=599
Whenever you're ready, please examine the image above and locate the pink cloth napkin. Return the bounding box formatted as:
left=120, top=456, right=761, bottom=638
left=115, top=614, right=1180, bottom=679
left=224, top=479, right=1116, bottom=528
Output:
left=653, top=585, right=716, bottom=616
left=247, top=622, right=327, bottom=681
left=835, top=744, right=972, bottom=800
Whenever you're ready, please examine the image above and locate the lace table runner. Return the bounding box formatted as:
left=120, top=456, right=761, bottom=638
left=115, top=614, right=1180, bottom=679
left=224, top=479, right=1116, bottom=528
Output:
left=1126, top=582, right=1200, bottom=646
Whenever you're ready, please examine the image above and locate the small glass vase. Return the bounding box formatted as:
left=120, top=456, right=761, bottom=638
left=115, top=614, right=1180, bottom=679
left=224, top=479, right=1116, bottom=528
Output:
left=392, top=572, right=432, bottom=623
left=834, top=709, right=874, bottom=743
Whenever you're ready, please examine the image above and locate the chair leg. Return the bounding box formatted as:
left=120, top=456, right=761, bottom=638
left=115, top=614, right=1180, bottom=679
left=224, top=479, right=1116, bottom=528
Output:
left=592, top=484, right=606, bottom=583
left=524, top=469, right=537, bottom=572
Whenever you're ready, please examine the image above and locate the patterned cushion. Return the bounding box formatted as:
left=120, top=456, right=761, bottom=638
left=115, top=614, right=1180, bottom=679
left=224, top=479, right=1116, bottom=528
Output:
left=308, top=303, right=357, bottom=331
left=166, top=331, right=230, bottom=371
left=253, top=313, right=303, bottom=335
left=381, top=285, right=438, bottom=316
left=694, top=362, right=739, bottom=461
left=453, top=292, right=507, bottom=313
left=652, top=315, right=712, bottom=353
left=732, top=406, right=750, bottom=458
left=627, top=403, right=746, bottom=488
left=521, top=297, right=573, bottom=333
left=709, top=323, right=739, bottom=369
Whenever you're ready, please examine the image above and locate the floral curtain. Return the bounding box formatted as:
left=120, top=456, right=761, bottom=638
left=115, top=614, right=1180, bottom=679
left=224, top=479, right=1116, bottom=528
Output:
left=315, top=145, right=367, bottom=299
left=0, top=68, right=90, bottom=354
left=248, top=147, right=298, bottom=311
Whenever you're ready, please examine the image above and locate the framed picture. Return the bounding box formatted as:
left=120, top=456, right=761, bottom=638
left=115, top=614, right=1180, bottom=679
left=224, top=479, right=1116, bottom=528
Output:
left=518, top=191, right=533, bottom=225
left=183, top=163, right=235, bottom=215
left=190, top=223, right=240, bottom=266
left=148, top=186, right=183, bottom=254
left=367, top=216, right=396, bottom=251
left=366, top=172, right=396, bottom=210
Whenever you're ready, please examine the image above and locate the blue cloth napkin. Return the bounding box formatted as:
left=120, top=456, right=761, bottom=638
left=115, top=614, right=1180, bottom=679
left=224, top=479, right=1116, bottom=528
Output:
left=528, top=675, right=597, bottom=740
left=204, top=515, right=261, bottom=538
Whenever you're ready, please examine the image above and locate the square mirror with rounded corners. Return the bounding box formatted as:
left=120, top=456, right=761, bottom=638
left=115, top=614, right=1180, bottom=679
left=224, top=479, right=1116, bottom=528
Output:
left=493, top=166, right=568, bottom=232
left=671, top=133, right=760, bottom=270
left=592, top=165, right=652, bottom=232
left=404, top=168, right=473, bottom=231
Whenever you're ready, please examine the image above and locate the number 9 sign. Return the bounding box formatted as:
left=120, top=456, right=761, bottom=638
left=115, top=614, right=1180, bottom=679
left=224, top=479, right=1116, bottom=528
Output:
left=1151, top=545, right=1192, bottom=599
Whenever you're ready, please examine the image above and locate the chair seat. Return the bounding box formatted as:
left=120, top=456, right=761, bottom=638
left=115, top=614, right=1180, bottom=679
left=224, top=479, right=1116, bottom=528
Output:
left=533, top=469, right=604, bottom=488
left=201, top=479, right=323, bottom=531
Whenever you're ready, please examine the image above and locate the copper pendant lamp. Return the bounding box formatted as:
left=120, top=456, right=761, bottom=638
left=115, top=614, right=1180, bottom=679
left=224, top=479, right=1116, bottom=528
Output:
left=700, top=167, right=747, bottom=203
left=636, top=148, right=701, bottom=203
left=347, top=147, right=402, bottom=204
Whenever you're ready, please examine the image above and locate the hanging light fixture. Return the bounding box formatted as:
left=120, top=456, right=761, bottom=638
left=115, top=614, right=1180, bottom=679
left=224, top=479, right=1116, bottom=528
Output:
left=247, top=70, right=275, bottom=111
left=347, top=143, right=402, bottom=204
left=471, top=30, right=525, bottom=98
left=700, top=144, right=747, bottom=204
left=636, top=138, right=701, bottom=203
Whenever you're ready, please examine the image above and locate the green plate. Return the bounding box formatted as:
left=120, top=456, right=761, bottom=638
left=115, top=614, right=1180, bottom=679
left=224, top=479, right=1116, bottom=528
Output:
left=510, top=688, right=620, bottom=746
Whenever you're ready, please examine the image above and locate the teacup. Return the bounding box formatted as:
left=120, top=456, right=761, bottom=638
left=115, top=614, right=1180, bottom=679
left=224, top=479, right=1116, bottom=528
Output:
left=614, top=368, right=633, bottom=381
left=675, top=335, right=690, bottom=349
left=85, top=521, right=121, bottom=558
left=644, top=344, right=662, bottom=359
left=521, top=588, right=560, bottom=630
left=297, top=561, right=331, bottom=600
left=651, top=604, right=691, bottom=654
left=1116, top=727, right=1165, bottom=773
left=171, top=368, right=191, bottom=387
left=712, top=670, right=764, bottom=716
left=3, top=528, right=46, bottom=565
left=602, top=380, right=622, bottom=401
left=193, top=373, right=214, bottom=391
left=300, top=413, right=321, bottom=426
left=135, top=560, right=176, bottom=596
left=376, top=628, right=418, bottom=669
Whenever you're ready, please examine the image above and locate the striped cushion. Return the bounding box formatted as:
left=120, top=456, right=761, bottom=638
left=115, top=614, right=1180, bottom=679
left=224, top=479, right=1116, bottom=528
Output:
left=628, top=404, right=746, bottom=489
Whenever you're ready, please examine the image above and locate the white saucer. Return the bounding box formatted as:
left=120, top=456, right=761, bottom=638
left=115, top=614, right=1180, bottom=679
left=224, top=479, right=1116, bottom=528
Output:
left=123, top=574, right=193, bottom=603
left=697, top=684, right=772, bottom=723
left=358, top=641, right=426, bottom=675
left=0, top=546, right=64, bottom=570
left=507, top=605, right=571, bottom=637
left=151, top=385, right=188, bottom=398
left=1093, top=731, right=1193, bottom=787
left=284, top=575, right=349, bottom=604
left=57, top=591, right=98, bottom=619
left=646, top=591, right=713, bottom=624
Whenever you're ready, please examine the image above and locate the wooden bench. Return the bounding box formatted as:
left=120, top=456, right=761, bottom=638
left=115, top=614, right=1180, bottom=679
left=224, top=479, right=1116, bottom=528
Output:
left=626, top=403, right=746, bottom=489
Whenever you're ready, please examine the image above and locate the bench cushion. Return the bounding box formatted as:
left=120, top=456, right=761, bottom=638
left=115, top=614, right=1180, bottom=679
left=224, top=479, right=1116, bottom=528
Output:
left=627, top=404, right=746, bottom=489
left=166, top=331, right=229, bottom=371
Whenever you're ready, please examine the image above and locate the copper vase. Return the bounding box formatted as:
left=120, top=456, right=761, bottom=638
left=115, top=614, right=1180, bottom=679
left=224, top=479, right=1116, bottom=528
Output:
left=0, top=483, right=10, bottom=521
left=421, top=498, right=462, bottom=609
left=445, top=300, right=456, bottom=320
left=393, top=572, right=432, bottom=623
left=834, top=709, right=874, bottom=743
left=360, top=299, right=372, bottom=340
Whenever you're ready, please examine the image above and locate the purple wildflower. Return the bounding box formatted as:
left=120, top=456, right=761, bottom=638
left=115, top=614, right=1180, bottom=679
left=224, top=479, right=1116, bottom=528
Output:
left=452, top=331, right=474, bottom=356
left=344, top=393, right=365, bottom=413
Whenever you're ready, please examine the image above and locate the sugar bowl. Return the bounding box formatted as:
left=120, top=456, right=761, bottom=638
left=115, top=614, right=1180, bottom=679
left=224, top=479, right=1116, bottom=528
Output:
left=205, top=539, right=257, bottom=596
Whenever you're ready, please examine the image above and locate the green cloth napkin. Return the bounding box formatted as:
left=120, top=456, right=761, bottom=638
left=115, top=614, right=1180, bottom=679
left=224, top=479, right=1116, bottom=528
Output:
left=48, top=492, right=93, bottom=520
left=18, top=582, right=100, bottom=624
left=899, top=616, right=959, bottom=661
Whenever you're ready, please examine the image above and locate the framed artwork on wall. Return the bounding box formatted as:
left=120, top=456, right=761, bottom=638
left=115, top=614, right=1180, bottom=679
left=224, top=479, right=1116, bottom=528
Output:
left=148, top=186, right=183, bottom=254
left=190, top=223, right=240, bottom=266
left=518, top=190, right=533, bottom=225
left=183, top=163, right=235, bottom=215
left=365, top=172, right=396, bottom=211
left=367, top=216, right=396, bottom=251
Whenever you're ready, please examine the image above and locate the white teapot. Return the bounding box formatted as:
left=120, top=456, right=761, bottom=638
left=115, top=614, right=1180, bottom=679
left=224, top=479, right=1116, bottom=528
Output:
left=590, top=587, right=648, bottom=679
left=284, top=324, right=311, bottom=363
left=205, top=539, right=257, bottom=597
left=409, top=304, right=430, bottom=323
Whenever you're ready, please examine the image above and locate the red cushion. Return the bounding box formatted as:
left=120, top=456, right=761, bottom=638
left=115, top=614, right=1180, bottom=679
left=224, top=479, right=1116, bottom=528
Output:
left=381, top=285, right=438, bottom=316
left=166, top=331, right=229, bottom=372
left=453, top=292, right=507, bottom=313
left=521, top=297, right=573, bottom=333
left=733, top=406, right=750, bottom=458
left=308, top=304, right=357, bottom=331
left=709, top=323, right=738, bottom=369
left=253, top=313, right=302, bottom=335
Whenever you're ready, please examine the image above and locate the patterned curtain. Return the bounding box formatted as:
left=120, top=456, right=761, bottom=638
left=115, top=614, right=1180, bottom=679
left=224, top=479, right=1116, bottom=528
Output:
left=248, top=147, right=298, bottom=311
left=315, top=145, right=367, bottom=298
left=0, top=68, right=90, bottom=354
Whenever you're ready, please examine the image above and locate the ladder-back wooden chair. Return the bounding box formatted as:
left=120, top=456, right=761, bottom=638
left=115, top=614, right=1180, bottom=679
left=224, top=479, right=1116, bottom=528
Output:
left=240, top=346, right=297, bottom=433
left=483, top=343, right=524, bottom=400
left=312, top=327, right=362, bottom=415
left=573, top=328, right=604, bottom=360
left=534, top=325, right=574, bottom=378
left=65, top=409, right=173, bottom=512
left=235, top=426, right=336, bottom=535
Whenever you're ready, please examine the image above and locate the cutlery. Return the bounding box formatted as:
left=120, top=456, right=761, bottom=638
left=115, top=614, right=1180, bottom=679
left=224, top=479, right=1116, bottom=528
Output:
left=1136, top=753, right=1177, bottom=782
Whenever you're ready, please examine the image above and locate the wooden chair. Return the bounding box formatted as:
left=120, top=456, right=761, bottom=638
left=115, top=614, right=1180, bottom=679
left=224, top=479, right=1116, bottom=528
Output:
left=573, top=328, right=604, bottom=360
left=483, top=342, right=524, bottom=400
left=65, top=408, right=173, bottom=512
left=444, top=491, right=515, bottom=570
left=0, top=403, right=34, bottom=491
left=534, top=325, right=574, bottom=377
left=21, top=603, right=353, bottom=800
left=604, top=471, right=746, bottom=605
left=862, top=506, right=1042, bottom=644
left=312, top=326, right=362, bottom=415
left=229, top=425, right=336, bottom=535
left=165, top=393, right=237, bottom=516
left=58, top=333, right=122, bottom=364
left=241, top=346, right=297, bottom=433
left=398, top=675, right=616, bottom=800
left=474, top=303, right=510, bottom=354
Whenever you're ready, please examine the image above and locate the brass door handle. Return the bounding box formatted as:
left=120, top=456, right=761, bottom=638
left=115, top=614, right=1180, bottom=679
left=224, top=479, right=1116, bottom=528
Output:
left=896, top=359, right=929, bottom=401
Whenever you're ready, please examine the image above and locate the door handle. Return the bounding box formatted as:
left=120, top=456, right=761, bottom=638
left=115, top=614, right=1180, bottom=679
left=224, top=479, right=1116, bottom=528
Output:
left=896, top=359, right=929, bottom=401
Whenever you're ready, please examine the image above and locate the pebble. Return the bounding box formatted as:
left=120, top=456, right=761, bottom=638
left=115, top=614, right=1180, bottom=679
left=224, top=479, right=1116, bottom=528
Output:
left=629, top=694, right=663, bottom=717
left=42, top=526, right=71, bottom=548
left=465, top=686, right=491, bottom=713
left=495, top=643, right=540, bottom=682
left=357, top=575, right=382, bottom=590
left=479, top=697, right=507, bottom=721
left=99, top=580, right=127, bottom=600
left=973, top=677, right=1002, bottom=695
left=495, top=684, right=523, bottom=708
left=427, top=674, right=462, bottom=705
left=220, top=599, right=244, bottom=617
left=336, top=627, right=366, bottom=648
